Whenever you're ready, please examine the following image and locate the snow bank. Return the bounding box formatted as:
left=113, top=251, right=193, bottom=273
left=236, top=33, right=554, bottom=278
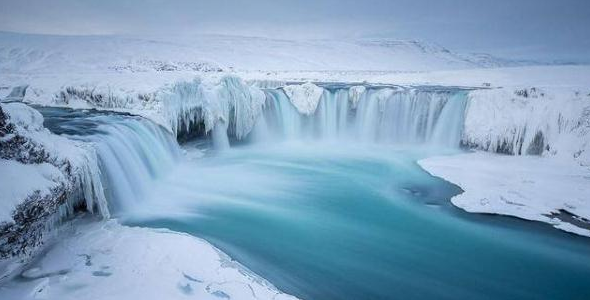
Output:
left=0, top=218, right=297, bottom=300
left=0, top=160, right=63, bottom=222
left=1, top=102, right=108, bottom=217
left=282, top=82, right=324, bottom=115
left=463, top=88, right=590, bottom=166
left=419, top=152, right=590, bottom=237
left=0, top=103, right=108, bottom=257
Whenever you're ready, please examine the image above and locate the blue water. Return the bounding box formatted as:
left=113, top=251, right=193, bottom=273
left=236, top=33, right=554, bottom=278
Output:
left=125, top=142, right=590, bottom=300
left=35, top=104, right=590, bottom=300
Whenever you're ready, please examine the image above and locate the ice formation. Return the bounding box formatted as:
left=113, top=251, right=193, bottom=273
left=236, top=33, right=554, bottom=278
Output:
left=348, top=85, right=366, bottom=109
left=282, top=82, right=325, bottom=115
left=51, top=75, right=266, bottom=143
left=463, top=88, right=590, bottom=166
left=0, top=103, right=108, bottom=257
left=0, top=103, right=109, bottom=219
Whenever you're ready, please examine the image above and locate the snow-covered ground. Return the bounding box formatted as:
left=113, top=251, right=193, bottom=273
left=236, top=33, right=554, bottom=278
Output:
left=0, top=217, right=297, bottom=300
left=239, top=65, right=590, bottom=88
left=0, top=31, right=517, bottom=74
left=419, top=152, right=590, bottom=237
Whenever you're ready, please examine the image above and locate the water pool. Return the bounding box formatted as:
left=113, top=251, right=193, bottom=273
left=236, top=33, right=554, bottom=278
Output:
left=123, top=142, right=590, bottom=300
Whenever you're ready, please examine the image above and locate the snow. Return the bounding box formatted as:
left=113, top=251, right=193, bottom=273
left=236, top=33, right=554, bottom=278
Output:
left=463, top=88, right=590, bottom=166
left=0, top=218, right=298, bottom=300
left=239, top=65, right=590, bottom=89
left=348, top=85, right=366, bottom=109
left=0, top=160, right=63, bottom=223
left=1, top=102, right=109, bottom=220
left=3, top=101, right=45, bottom=131
left=418, top=152, right=590, bottom=237
left=0, top=32, right=513, bottom=74
left=282, top=82, right=324, bottom=115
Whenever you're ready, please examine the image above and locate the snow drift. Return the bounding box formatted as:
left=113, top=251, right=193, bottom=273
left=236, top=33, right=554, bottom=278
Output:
left=0, top=103, right=108, bottom=257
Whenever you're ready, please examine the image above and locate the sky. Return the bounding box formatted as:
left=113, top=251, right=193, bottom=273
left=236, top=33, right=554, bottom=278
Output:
left=1, top=0, right=589, bottom=62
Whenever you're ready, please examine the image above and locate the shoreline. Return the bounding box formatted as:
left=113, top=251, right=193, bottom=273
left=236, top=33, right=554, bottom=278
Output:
left=418, top=151, right=590, bottom=238
left=0, top=216, right=298, bottom=300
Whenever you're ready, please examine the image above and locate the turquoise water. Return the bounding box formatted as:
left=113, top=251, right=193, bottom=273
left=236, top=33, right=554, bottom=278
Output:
left=125, top=142, right=590, bottom=300
left=35, top=105, right=590, bottom=299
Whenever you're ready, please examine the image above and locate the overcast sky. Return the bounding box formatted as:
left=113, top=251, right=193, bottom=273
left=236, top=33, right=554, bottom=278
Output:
left=1, top=0, right=589, bottom=62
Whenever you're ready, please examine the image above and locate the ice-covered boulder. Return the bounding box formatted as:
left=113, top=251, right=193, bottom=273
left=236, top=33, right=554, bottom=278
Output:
left=0, top=103, right=107, bottom=258
left=348, top=85, right=366, bottom=109
left=282, top=82, right=324, bottom=115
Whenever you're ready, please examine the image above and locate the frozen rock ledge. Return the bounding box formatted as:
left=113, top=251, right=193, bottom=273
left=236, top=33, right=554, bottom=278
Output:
left=0, top=218, right=298, bottom=300
left=418, top=152, right=590, bottom=237
left=282, top=82, right=324, bottom=115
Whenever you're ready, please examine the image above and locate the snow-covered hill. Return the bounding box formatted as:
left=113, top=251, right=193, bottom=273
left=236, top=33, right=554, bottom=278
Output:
left=0, top=31, right=520, bottom=73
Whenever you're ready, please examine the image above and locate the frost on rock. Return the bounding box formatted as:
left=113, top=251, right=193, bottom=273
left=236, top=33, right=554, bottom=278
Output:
left=55, top=85, right=149, bottom=111
left=51, top=75, right=266, bottom=140
left=247, top=79, right=288, bottom=89
left=160, top=75, right=265, bottom=140
left=463, top=88, right=590, bottom=166
left=0, top=103, right=108, bottom=258
left=282, top=82, right=324, bottom=115
left=348, top=85, right=366, bottom=109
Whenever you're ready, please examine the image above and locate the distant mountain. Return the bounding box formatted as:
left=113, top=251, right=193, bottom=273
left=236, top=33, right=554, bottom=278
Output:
left=0, top=31, right=548, bottom=73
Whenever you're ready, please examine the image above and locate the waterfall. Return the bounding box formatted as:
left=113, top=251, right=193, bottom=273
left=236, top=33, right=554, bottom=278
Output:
left=38, top=84, right=468, bottom=217
left=40, top=108, right=182, bottom=214
left=262, top=89, right=306, bottom=139
left=88, top=117, right=181, bottom=213
left=258, top=86, right=468, bottom=147
left=212, top=120, right=230, bottom=150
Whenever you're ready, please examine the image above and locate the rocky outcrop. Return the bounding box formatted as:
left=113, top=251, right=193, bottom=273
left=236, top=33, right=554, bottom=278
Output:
left=0, top=104, right=107, bottom=258
left=462, top=87, right=590, bottom=166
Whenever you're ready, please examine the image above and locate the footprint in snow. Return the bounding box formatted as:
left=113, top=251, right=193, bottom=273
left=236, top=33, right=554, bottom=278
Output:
left=211, top=290, right=231, bottom=299
left=91, top=270, right=112, bottom=277
left=178, top=282, right=193, bottom=295
left=206, top=285, right=231, bottom=299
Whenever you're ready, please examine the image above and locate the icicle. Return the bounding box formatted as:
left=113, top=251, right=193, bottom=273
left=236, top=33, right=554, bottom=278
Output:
left=212, top=119, right=230, bottom=151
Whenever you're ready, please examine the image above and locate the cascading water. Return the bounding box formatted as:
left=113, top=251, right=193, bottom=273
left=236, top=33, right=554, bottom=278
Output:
left=255, top=85, right=469, bottom=147
left=37, top=107, right=181, bottom=214
left=38, top=85, right=468, bottom=216
left=88, top=118, right=180, bottom=213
